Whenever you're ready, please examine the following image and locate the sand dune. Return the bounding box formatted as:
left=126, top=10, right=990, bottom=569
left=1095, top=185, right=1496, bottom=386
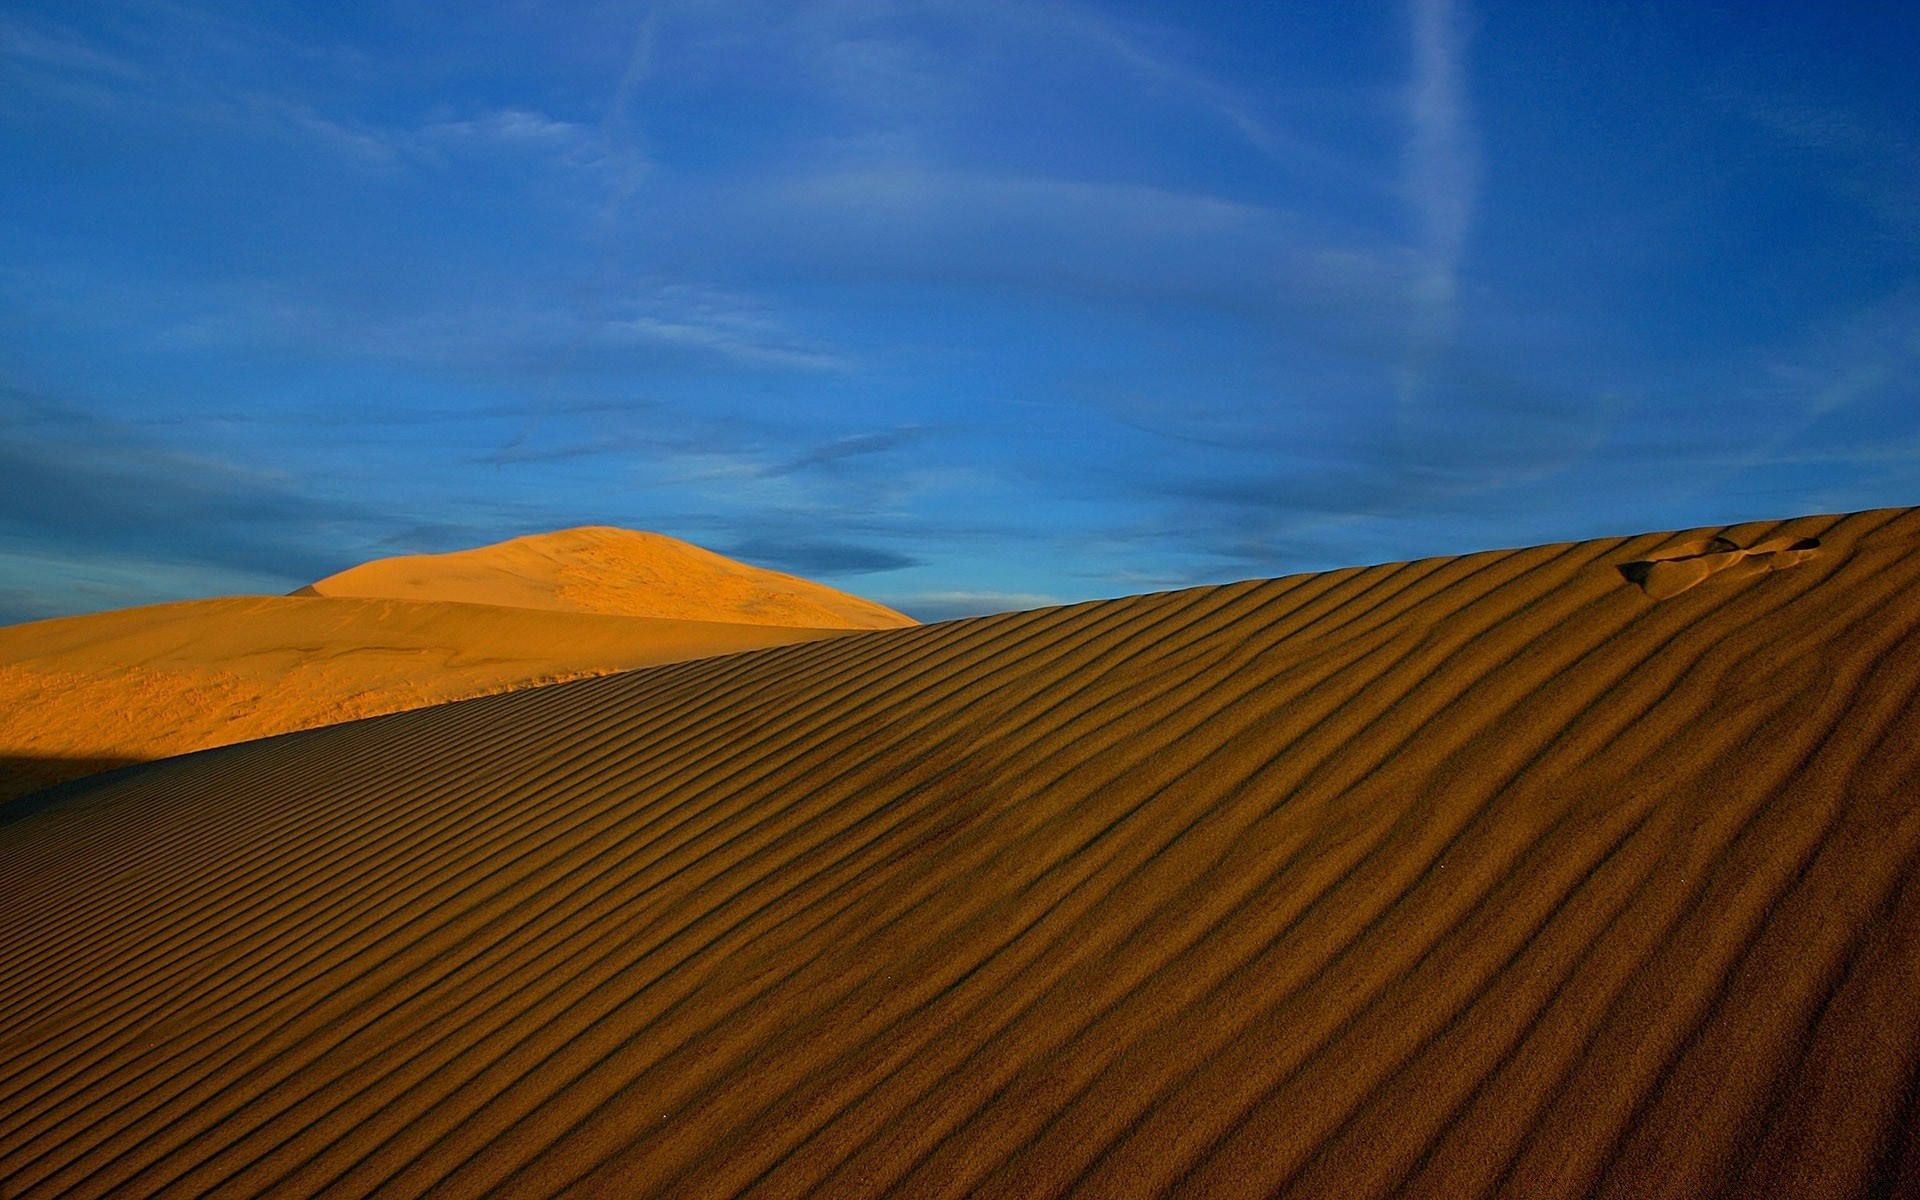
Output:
left=0, top=596, right=857, bottom=804
left=298, top=526, right=916, bottom=629
left=2, top=507, right=1917, bottom=1198
left=1, top=530, right=909, bottom=802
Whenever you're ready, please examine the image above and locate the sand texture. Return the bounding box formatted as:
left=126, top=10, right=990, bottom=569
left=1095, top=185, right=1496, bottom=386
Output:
left=3, top=507, right=1917, bottom=1198
left=298, top=527, right=916, bottom=629
left=0, top=596, right=860, bottom=805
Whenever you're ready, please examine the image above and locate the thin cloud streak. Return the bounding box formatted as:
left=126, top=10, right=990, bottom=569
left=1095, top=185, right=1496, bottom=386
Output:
left=1399, top=0, right=1478, bottom=422
left=765, top=429, right=929, bottom=477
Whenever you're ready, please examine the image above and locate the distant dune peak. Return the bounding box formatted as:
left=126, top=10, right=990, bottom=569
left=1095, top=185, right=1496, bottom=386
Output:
left=299, top=526, right=916, bottom=629
left=0, top=525, right=908, bottom=804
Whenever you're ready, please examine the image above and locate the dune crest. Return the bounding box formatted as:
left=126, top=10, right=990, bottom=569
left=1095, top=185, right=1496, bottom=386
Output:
left=2, top=508, right=1917, bottom=1198
left=299, top=527, right=916, bottom=630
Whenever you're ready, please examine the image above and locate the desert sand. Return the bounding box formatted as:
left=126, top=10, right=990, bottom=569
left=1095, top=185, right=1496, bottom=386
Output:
left=0, top=529, right=912, bottom=802
left=2, top=507, right=1917, bottom=1198
left=298, top=526, right=914, bottom=629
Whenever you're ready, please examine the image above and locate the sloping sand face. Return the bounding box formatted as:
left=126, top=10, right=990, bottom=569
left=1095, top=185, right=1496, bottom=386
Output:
left=3, top=508, right=1917, bottom=1199
left=0, top=596, right=858, bottom=803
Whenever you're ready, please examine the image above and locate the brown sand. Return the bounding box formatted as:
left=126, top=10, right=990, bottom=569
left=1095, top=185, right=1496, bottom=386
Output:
left=1, top=528, right=911, bottom=802
left=298, top=526, right=916, bottom=629
left=0, top=597, right=860, bottom=803
left=2, top=507, right=1916, bottom=1198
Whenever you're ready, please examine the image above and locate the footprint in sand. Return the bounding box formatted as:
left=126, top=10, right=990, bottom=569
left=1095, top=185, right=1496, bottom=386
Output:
left=1619, top=535, right=1821, bottom=599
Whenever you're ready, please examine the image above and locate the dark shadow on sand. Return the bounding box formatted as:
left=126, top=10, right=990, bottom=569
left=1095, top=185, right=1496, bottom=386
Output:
left=1, top=755, right=152, bottom=823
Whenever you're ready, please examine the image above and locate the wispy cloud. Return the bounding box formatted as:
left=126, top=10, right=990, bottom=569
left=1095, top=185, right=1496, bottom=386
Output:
left=771, top=0, right=1345, bottom=172
left=425, top=107, right=585, bottom=145
left=610, top=315, right=848, bottom=371
left=4, top=6, right=636, bottom=183
left=1399, top=0, right=1478, bottom=418
left=724, top=536, right=921, bottom=577
left=0, top=12, right=145, bottom=82
left=0, top=550, right=295, bottom=627
left=891, top=589, right=1061, bottom=622
left=764, top=428, right=929, bottom=476
left=78, top=262, right=846, bottom=391
left=413, top=105, right=627, bottom=178
left=689, top=165, right=1404, bottom=333
left=1725, top=91, right=1920, bottom=251
left=1041, top=0, right=1327, bottom=168
left=0, top=386, right=380, bottom=615
left=275, top=103, right=403, bottom=163
left=1686, top=285, right=1920, bottom=509
left=6, top=0, right=1911, bottom=629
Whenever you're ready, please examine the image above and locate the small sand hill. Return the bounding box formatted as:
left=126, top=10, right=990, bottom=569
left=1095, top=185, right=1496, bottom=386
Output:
left=3, top=508, right=1918, bottom=1199
left=1, top=528, right=909, bottom=802
left=297, top=527, right=916, bottom=630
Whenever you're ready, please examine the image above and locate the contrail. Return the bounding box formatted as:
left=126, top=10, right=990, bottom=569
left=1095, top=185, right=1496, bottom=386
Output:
left=503, top=2, right=657, bottom=466
left=599, top=2, right=656, bottom=227
left=1399, top=0, right=1477, bottom=423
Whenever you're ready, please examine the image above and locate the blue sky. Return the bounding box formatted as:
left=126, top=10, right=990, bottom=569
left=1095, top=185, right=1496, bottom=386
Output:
left=2, top=0, right=1916, bottom=624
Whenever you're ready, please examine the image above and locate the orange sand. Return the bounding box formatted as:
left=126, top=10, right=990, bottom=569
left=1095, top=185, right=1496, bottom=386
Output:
left=2, top=508, right=1917, bottom=1198
left=0, top=528, right=909, bottom=802
left=298, top=526, right=915, bottom=629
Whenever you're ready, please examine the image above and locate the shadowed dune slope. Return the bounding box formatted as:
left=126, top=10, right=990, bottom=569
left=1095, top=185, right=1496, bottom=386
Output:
left=3, top=507, right=1919, bottom=1199
left=0, top=596, right=853, bottom=802
left=298, top=526, right=916, bottom=630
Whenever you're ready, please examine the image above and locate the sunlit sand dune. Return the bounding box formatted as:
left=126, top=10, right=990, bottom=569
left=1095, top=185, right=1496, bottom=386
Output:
left=0, top=597, right=861, bottom=803
left=298, top=526, right=916, bottom=629
left=3, top=507, right=1917, bottom=1198
left=0, top=528, right=910, bottom=802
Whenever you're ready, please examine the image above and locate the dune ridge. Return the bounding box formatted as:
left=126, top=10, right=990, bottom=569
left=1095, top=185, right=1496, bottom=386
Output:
left=0, top=595, right=858, bottom=804
left=2, top=507, right=1917, bottom=1198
